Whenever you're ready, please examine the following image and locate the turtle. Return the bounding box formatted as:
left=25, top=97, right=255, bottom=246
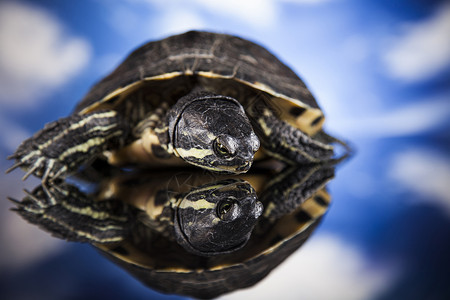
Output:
left=6, top=30, right=343, bottom=182
left=10, top=161, right=335, bottom=298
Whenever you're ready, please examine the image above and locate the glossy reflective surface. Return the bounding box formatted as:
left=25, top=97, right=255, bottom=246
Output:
left=10, top=161, right=337, bottom=299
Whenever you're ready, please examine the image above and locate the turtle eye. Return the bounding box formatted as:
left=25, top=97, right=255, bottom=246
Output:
left=213, top=138, right=234, bottom=158
left=217, top=199, right=236, bottom=220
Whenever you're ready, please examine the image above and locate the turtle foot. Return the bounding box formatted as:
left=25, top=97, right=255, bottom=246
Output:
left=7, top=146, right=67, bottom=182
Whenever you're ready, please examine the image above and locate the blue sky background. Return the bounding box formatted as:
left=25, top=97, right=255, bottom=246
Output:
left=1, top=0, right=449, bottom=299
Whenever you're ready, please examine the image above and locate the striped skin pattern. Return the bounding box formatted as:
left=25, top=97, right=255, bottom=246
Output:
left=247, top=102, right=334, bottom=164
left=7, top=110, right=127, bottom=181
left=259, top=163, right=335, bottom=221
left=10, top=183, right=135, bottom=244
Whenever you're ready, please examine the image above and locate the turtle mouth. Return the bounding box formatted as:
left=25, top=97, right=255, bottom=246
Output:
left=236, top=160, right=252, bottom=172
left=211, top=160, right=253, bottom=174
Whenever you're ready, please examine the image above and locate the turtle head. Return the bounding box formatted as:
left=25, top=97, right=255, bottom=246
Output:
left=168, top=92, right=260, bottom=174
left=174, top=179, right=263, bottom=256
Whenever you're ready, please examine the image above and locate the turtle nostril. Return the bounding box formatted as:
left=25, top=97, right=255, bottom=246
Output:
left=251, top=135, right=261, bottom=152
left=253, top=201, right=263, bottom=218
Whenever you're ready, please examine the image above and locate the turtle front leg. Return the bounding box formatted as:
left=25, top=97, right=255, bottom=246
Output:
left=248, top=105, right=334, bottom=164
left=7, top=110, right=128, bottom=182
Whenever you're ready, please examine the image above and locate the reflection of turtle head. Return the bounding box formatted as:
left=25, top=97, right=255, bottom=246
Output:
left=174, top=179, right=263, bottom=256
left=169, top=92, right=260, bottom=174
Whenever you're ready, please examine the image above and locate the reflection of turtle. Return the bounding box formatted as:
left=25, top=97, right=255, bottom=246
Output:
left=98, top=166, right=333, bottom=299
left=11, top=163, right=335, bottom=298
left=11, top=173, right=263, bottom=256
left=7, top=31, right=342, bottom=182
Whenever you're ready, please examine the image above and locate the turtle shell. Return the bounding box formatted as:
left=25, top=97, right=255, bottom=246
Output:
left=75, top=30, right=325, bottom=136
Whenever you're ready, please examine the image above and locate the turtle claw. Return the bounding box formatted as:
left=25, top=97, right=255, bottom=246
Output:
left=42, top=159, right=55, bottom=182
left=7, top=152, right=19, bottom=160
left=23, top=188, right=48, bottom=207
left=48, top=164, right=67, bottom=183
left=5, top=161, right=25, bottom=174
left=21, top=157, right=44, bottom=180
left=12, top=186, right=61, bottom=216
left=7, top=196, right=21, bottom=205
left=8, top=148, right=66, bottom=182
left=8, top=188, right=48, bottom=221
left=41, top=183, right=58, bottom=206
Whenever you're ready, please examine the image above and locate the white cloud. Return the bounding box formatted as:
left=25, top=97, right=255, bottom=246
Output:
left=389, top=149, right=450, bottom=217
left=0, top=2, right=91, bottom=108
left=105, top=4, right=143, bottom=37
left=333, top=96, right=450, bottom=138
left=157, top=8, right=207, bottom=37
left=191, top=0, right=337, bottom=27
left=147, top=0, right=277, bottom=29
left=383, top=3, right=450, bottom=81
left=112, top=1, right=208, bottom=37
left=220, top=234, right=396, bottom=300
left=134, top=0, right=336, bottom=31
left=192, top=0, right=279, bottom=28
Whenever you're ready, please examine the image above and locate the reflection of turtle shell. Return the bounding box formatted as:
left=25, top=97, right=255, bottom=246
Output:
left=11, top=157, right=337, bottom=298
left=96, top=188, right=330, bottom=299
